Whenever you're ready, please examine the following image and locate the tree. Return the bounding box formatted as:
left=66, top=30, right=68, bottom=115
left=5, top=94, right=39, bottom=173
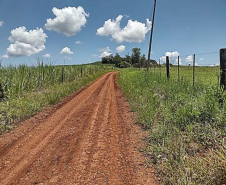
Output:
left=140, top=54, right=146, bottom=67
left=113, top=53, right=122, bottom=67
left=131, top=48, right=141, bottom=66
left=101, top=54, right=114, bottom=64
left=124, top=53, right=132, bottom=65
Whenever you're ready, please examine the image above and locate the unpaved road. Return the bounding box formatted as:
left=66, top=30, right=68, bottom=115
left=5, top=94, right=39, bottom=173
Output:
left=0, top=72, right=157, bottom=185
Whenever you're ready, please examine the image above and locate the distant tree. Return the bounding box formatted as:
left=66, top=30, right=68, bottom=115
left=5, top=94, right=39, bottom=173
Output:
left=124, top=53, right=132, bottom=65
left=101, top=54, right=114, bottom=64
left=150, top=60, right=158, bottom=66
left=115, top=61, right=131, bottom=68
left=140, top=54, right=146, bottom=67
left=131, top=48, right=141, bottom=65
left=113, top=53, right=123, bottom=66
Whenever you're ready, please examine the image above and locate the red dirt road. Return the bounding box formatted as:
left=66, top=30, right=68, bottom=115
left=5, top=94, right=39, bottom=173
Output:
left=0, top=72, right=157, bottom=185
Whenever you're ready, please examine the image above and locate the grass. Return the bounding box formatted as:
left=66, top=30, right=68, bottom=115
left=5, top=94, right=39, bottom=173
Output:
left=117, top=66, right=226, bottom=184
left=0, top=61, right=113, bottom=133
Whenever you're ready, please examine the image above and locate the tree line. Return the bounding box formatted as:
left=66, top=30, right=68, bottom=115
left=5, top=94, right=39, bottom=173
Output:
left=101, top=48, right=157, bottom=68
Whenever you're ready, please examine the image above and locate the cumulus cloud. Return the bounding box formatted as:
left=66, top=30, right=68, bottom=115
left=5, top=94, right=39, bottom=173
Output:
left=97, top=15, right=152, bottom=43
left=116, top=45, right=126, bottom=53
left=45, top=6, right=89, bottom=36
left=2, top=54, right=9, bottom=59
left=60, top=47, right=73, bottom=55
left=186, top=55, right=193, bottom=64
left=43, top=53, right=51, bottom=58
left=186, top=55, right=198, bottom=66
left=160, top=51, right=181, bottom=65
left=98, top=47, right=112, bottom=58
left=0, top=21, right=4, bottom=27
left=5, top=26, right=47, bottom=57
left=75, top=41, right=82, bottom=44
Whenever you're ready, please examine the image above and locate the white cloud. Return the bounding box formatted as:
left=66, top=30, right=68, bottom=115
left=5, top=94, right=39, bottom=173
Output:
left=43, top=53, right=51, bottom=58
left=98, top=47, right=112, bottom=58
left=97, top=15, right=152, bottom=43
left=45, top=6, right=89, bottom=36
left=2, top=54, right=9, bottom=59
left=75, top=41, right=82, bottom=44
left=116, top=45, right=126, bottom=53
left=160, top=51, right=181, bottom=65
left=64, top=56, right=72, bottom=60
left=60, top=47, right=73, bottom=55
left=5, top=26, right=47, bottom=57
left=186, top=55, right=198, bottom=66
left=0, top=21, right=4, bottom=27
left=199, top=57, right=204, bottom=61
left=186, top=55, right=193, bottom=63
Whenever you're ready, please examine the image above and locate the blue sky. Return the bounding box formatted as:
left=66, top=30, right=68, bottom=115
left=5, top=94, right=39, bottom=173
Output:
left=0, top=0, right=225, bottom=66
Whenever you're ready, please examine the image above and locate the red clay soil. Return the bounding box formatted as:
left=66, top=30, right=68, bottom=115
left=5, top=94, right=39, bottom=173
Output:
left=0, top=72, right=157, bottom=185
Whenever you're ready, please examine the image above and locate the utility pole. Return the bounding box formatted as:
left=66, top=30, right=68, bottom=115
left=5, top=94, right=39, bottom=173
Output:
left=147, top=0, right=157, bottom=71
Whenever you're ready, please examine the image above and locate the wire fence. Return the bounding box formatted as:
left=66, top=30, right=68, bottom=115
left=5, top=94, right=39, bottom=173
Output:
left=148, top=50, right=222, bottom=88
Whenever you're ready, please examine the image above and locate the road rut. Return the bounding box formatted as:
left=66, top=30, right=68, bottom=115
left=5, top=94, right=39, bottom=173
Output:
left=0, top=72, right=157, bottom=185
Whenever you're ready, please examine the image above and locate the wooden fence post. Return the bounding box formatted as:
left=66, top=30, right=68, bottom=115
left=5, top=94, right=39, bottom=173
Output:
left=61, top=67, right=64, bottom=83
left=193, top=54, right=195, bottom=87
left=220, top=48, right=226, bottom=89
left=0, top=83, right=4, bottom=99
left=166, top=56, right=170, bottom=80
left=178, top=56, right=180, bottom=81
left=81, top=67, right=83, bottom=77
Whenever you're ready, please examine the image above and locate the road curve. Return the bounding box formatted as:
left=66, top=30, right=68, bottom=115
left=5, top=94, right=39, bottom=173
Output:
left=0, top=72, right=157, bottom=185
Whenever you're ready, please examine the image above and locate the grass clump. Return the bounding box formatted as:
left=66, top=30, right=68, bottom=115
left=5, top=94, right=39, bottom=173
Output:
left=117, top=67, right=226, bottom=184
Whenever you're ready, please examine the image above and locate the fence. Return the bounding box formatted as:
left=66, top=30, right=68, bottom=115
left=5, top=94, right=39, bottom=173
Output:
left=147, top=49, right=226, bottom=88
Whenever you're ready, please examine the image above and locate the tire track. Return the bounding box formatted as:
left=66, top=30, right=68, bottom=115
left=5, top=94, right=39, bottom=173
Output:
left=0, top=72, right=157, bottom=185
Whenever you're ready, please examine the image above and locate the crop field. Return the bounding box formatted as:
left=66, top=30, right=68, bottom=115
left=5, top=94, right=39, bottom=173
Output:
left=0, top=62, right=112, bottom=133
left=118, top=66, right=226, bottom=184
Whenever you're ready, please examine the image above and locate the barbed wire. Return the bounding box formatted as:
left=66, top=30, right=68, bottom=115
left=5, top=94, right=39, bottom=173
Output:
left=179, top=51, right=219, bottom=58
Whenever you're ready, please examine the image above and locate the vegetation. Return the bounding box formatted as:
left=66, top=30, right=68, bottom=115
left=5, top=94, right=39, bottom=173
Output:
left=0, top=60, right=112, bottom=133
left=101, top=47, right=157, bottom=68
left=118, top=66, right=226, bottom=184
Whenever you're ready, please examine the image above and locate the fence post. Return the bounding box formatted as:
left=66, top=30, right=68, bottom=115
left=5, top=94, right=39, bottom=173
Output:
left=166, top=56, right=170, bottom=80
left=220, top=48, right=226, bottom=89
left=159, top=59, right=161, bottom=77
left=193, top=54, right=195, bottom=87
left=178, top=56, right=180, bottom=81
left=81, top=67, right=83, bottom=77
left=0, top=83, right=4, bottom=99
left=61, top=67, right=64, bottom=83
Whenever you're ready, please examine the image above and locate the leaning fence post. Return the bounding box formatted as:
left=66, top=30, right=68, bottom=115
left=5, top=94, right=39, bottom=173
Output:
left=166, top=56, right=170, bottom=80
left=193, top=54, right=195, bottom=87
left=178, top=56, right=180, bottom=81
left=220, top=48, right=226, bottom=89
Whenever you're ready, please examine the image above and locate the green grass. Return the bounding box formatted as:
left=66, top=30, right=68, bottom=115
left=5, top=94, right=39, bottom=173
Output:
left=117, top=66, right=226, bottom=185
left=0, top=61, right=113, bottom=133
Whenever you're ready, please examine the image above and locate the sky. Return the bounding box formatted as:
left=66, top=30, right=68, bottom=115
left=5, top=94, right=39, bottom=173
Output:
left=0, top=0, right=225, bottom=66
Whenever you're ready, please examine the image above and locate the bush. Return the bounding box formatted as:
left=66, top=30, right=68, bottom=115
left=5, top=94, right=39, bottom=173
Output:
left=115, top=61, right=131, bottom=68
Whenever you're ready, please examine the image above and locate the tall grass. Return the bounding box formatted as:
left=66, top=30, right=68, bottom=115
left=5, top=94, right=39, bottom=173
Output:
left=0, top=61, right=113, bottom=133
left=118, top=67, right=226, bottom=184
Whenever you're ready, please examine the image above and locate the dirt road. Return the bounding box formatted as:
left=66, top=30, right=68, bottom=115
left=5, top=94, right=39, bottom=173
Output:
left=0, top=72, right=157, bottom=185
